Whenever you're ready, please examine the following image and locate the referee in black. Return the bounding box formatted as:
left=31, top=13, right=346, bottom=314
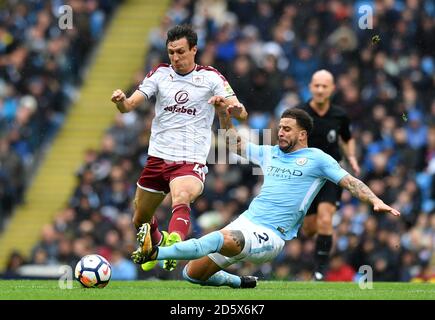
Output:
left=297, top=70, right=360, bottom=281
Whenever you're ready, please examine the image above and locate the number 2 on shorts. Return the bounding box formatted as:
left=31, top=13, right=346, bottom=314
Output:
left=253, top=232, right=269, bottom=244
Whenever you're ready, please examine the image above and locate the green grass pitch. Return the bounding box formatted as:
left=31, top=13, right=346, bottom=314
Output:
left=0, top=280, right=434, bottom=300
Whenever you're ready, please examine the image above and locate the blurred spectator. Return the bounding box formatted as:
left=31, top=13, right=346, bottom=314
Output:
left=406, top=110, right=428, bottom=150
left=0, top=136, right=24, bottom=229
left=0, top=0, right=120, bottom=231
left=273, top=239, right=313, bottom=281
left=3, top=251, right=26, bottom=279
left=110, top=248, right=138, bottom=280
left=57, top=237, right=76, bottom=268
left=31, top=224, right=59, bottom=265
left=226, top=54, right=253, bottom=105
left=325, top=254, right=356, bottom=282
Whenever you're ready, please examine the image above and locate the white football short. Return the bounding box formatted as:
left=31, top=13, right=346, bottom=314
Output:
left=208, top=215, right=285, bottom=269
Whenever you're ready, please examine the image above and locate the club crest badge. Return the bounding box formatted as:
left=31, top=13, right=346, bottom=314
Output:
left=296, top=157, right=308, bottom=166
left=192, top=75, right=204, bottom=85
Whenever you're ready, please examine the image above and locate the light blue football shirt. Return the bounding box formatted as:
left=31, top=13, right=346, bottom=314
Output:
left=242, top=143, right=349, bottom=240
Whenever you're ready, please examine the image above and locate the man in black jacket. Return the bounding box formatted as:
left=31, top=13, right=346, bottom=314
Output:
left=297, top=70, right=360, bottom=280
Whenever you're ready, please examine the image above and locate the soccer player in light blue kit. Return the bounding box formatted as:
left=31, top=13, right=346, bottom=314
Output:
left=135, top=101, right=401, bottom=288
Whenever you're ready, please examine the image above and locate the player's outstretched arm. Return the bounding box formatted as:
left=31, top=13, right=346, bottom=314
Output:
left=111, top=89, right=146, bottom=113
left=338, top=174, right=400, bottom=216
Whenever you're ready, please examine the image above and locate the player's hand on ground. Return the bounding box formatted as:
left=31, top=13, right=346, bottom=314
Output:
left=111, top=89, right=126, bottom=103
left=227, top=103, right=246, bottom=120
left=373, top=201, right=401, bottom=216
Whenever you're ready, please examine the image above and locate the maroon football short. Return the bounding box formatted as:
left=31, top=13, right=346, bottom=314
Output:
left=137, top=156, right=207, bottom=194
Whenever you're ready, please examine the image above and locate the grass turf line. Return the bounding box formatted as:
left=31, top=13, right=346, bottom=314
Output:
left=0, top=280, right=434, bottom=300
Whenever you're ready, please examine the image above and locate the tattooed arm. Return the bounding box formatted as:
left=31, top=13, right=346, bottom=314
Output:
left=338, top=174, right=401, bottom=216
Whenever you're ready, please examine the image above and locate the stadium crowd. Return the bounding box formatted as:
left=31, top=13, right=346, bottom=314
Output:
left=0, top=0, right=119, bottom=231
left=2, top=0, right=435, bottom=282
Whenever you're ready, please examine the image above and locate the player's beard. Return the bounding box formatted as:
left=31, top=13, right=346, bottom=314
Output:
left=279, top=138, right=296, bottom=153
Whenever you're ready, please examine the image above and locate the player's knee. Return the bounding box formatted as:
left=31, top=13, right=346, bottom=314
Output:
left=317, top=212, right=334, bottom=234
left=172, top=190, right=193, bottom=205
left=219, top=230, right=245, bottom=256
left=317, top=211, right=333, bottom=227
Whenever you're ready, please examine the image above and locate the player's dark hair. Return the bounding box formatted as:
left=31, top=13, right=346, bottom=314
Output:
left=281, top=108, right=313, bottom=135
left=166, top=24, right=197, bottom=49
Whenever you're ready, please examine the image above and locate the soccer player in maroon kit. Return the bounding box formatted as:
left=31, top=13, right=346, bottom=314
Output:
left=111, top=25, right=246, bottom=271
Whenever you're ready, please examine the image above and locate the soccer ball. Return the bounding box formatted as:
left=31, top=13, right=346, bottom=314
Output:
left=75, top=254, right=112, bottom=288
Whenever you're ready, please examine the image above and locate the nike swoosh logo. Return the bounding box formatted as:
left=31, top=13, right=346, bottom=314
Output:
left=102, top=266, right=109, bottom=275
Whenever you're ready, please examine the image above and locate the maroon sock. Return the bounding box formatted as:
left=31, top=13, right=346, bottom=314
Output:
left=168, top=204, right=191, bottom=240
left=150, top=216, right=162, bottom=245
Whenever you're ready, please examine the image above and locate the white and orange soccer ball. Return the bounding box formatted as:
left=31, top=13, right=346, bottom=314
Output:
left=75, top=254, right=112, bottom=288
